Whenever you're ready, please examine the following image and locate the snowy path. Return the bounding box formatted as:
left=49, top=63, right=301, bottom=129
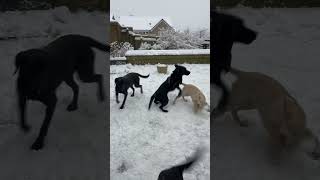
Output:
left=110, top=64, right=210, bottom=179
left=213, top=8, right=320, bottom=180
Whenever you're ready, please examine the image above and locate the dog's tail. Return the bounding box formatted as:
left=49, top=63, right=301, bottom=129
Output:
left=137, top=73, right=150, bottom=78
left=158, top=147, right=204, bottom=179
left=174, top=153, right=199, bottom=173
left=148, top=94, right=155, bottom=110
left=88, top=37, right=110, bottom=52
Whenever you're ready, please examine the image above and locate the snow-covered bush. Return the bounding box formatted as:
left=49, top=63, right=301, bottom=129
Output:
left=111, top=41, right=134, bottom=57
left=18, top=0, right=52, bottom=10
left=152, top=28, right=209, bottom=50
left=139, top=42, right=152, bottom=50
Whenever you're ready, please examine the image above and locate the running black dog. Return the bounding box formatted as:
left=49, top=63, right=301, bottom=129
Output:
left=211, top=10, right=257, bottom=115
left=115, top=73, right=149, bottom=109
left=149, top=65, right=190, bottom=112
left=158, top=148, right=202, bottom=180
left=15, top=34, right=109, bottom=150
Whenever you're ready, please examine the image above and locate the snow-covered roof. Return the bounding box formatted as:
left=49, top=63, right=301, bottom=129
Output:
left=126, top=49, right=210, bottom=56
left=110, top=14, right=119, bottom=22
left=118, top=16, right=173, bottom=31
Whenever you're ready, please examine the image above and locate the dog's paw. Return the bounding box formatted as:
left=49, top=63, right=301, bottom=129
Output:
left=31, top=141, right=44, bottom=151
left=131, top=94, right=134, bottom=97
left=116, top=100, right=120, bottom=104
left=120, top=106, right=124, bottom=109
left=161, top=109, right=168, bottom=113
left=20, top=124, right=31, bottom=133
left=67, top=104, right=78, bottom=111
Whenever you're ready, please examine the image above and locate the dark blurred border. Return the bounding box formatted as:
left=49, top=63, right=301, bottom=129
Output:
left=0, top=0, right=109, bottom=11
left=215, top=0, right=320, bottom=8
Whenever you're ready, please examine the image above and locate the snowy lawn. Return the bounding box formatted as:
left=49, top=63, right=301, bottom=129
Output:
left=213, top=7, right=320, bottom=180
left=110, top=64, right=210, bottom=179
left=0, top=7, right=108, bottom=179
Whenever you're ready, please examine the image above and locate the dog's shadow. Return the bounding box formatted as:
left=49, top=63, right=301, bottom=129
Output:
left=213, top=111, right=320, bottom=179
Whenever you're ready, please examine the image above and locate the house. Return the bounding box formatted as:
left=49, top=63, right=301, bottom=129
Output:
left=118, top=16, right=174, bottom=36
left=110, top=15, right=174, bottom=49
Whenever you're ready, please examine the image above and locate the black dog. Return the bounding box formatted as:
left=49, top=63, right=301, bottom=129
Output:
left=14, top=34, right=109, bottom=150
left=211, top=11, right=257, bottom=115
left=149, top=65, right=190, bottom=112
left=158, top=148, right=202, bottom=180
left=115, top=73, right=149, bottom=109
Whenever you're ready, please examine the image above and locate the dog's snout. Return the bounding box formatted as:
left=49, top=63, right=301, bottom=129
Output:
left=243, top=28, right=257, bottom=44
left=251, top=30, right=258, bottom=41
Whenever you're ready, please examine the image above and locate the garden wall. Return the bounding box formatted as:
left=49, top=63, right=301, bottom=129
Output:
left=125, top=49, right=210, bottom=65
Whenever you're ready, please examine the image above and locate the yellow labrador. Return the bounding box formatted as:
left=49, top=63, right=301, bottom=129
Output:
left=174, top=83, right=210, bottom=113
left=220, top=68, right=320, bottom=160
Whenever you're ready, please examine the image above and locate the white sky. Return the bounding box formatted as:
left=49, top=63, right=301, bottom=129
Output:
left=111, top=0, right=210, bottom=30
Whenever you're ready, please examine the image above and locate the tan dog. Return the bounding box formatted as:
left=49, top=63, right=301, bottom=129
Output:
left=174, top=83, right=210, bottom=113
left=219, top=68, right=320, bottom=160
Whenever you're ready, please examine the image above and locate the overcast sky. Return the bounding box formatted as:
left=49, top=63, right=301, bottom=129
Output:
left=111, top=0, right=210, bottom=30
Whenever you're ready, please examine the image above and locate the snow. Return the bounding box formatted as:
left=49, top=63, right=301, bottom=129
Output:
left=126, top=49, right=210, bottom=56
left=118, top=16, right=173, bottom=31
left=111, top=57, right=127, bottom=61
left=110, top=64, right=210, bottom=179
left=0, top=7, right=108, bottom=179
left=213, top=7, right=320, bottom=180
left=0, top=6, right=108, bottom=40
left=134, top=36, right=157, bottom=41
left=156, top=64, right=167, bottom=67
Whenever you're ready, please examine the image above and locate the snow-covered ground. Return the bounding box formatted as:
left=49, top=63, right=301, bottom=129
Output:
left=125, top=49, right=210, bottom=56
left=213, top=7, right=320, bottom=180
left=0, top=7, right=108, bottom=179
left=110, top=64, right=210, bottom=179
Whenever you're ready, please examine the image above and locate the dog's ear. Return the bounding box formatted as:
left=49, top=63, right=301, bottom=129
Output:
left=14, top=51, right=26, bottom=75
left=174, top=64, right=178, bottom=68
left=115, top=78, right=119, bottom=84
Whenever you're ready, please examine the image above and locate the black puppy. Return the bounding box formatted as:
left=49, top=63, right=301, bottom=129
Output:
left=115, top=73, right=149, bottom=109
left=158, top=148, right=202, bottom=180
left=149, top=65, right=190, bottom=112
left=211, top=11, right=257, bottom=115
left=15, top=34, right=109, bottom=150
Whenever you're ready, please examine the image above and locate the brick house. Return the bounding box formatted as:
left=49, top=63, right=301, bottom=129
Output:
left=118, top=16, right=174, bottom=36
left=110, top=15, right=174, bottom=49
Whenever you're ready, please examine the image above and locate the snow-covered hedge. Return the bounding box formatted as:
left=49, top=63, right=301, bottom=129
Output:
left=126, top=49, right=210, bottom=56
left=125, top=49, right=210, bottom=64
left=111, top=41, right=134, bottom=58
